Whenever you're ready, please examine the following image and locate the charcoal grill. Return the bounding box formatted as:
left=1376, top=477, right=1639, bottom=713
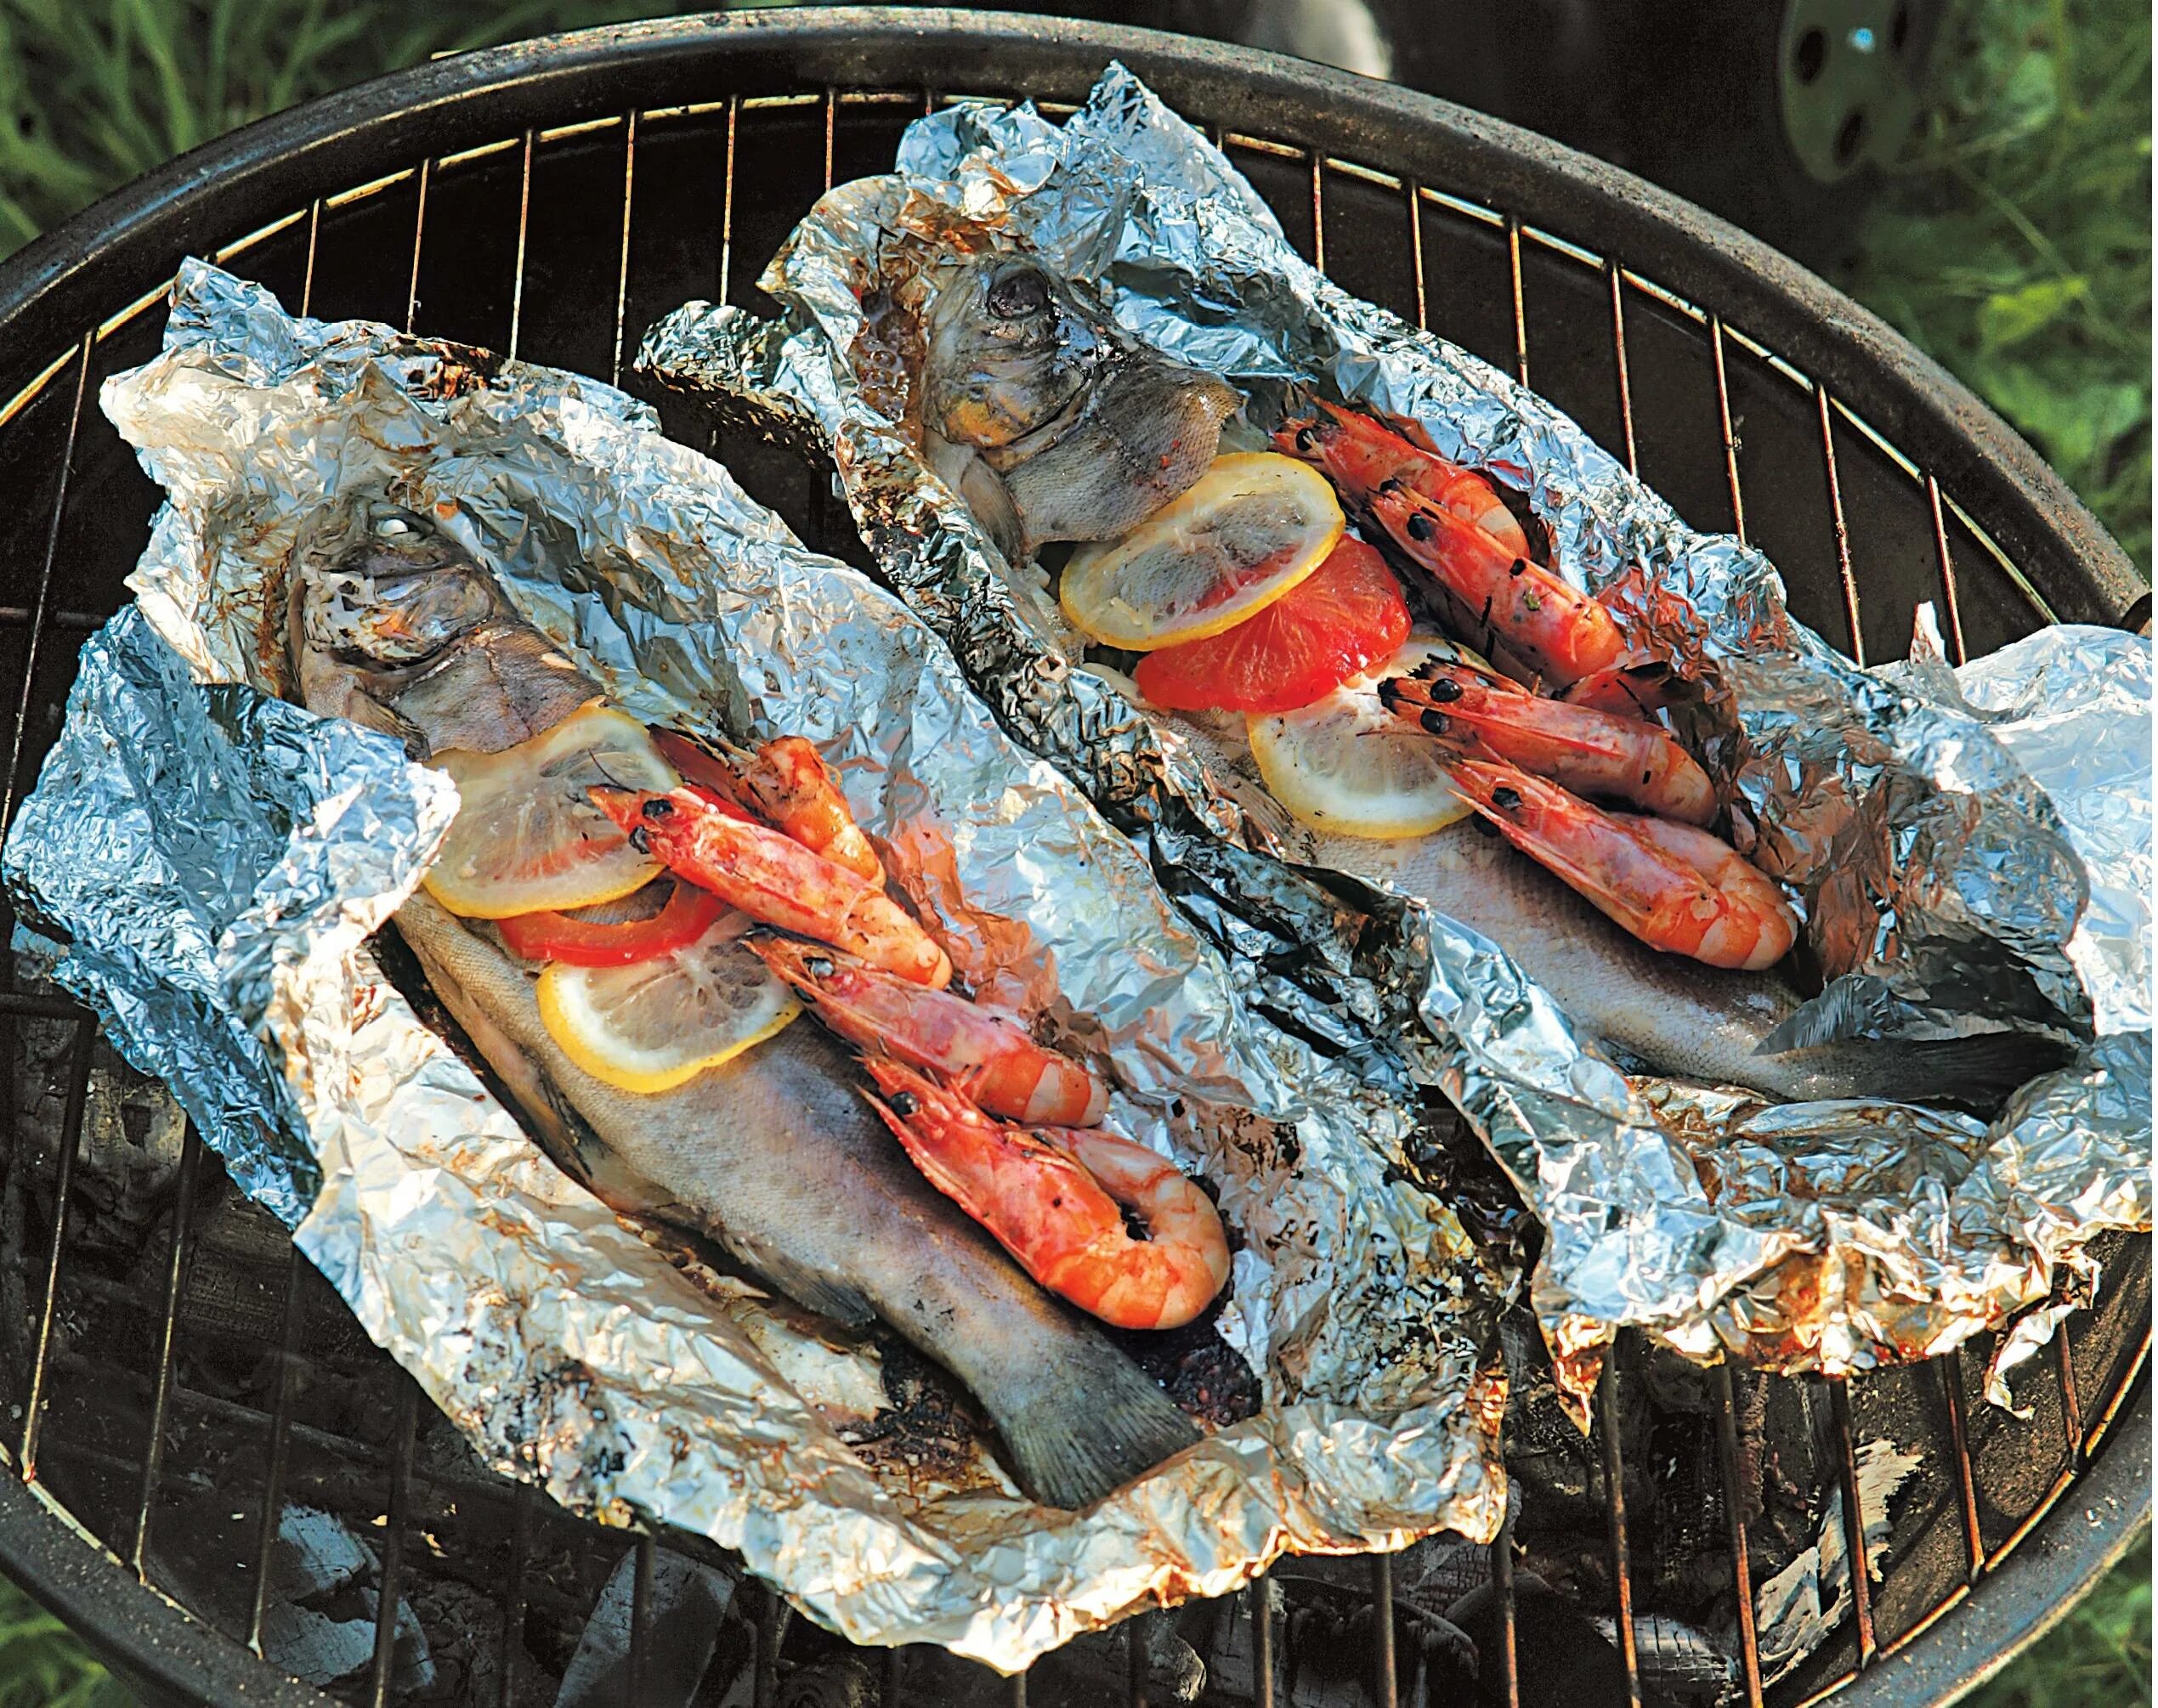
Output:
left=0, top=12, right=2144, bottom=1708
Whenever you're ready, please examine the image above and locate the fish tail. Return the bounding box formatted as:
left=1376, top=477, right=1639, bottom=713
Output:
left=1764, top=1031, right=2078, bottom=1116
left=995, top=1341, right=1200, bottom=1510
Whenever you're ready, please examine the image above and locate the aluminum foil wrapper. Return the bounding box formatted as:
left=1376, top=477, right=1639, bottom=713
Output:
left=637, top=66, right=2150, bottom=1401
left=1, top=259, right=1508, bottom=1670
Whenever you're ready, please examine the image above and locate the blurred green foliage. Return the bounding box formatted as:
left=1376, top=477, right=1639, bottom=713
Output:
left=0, top=0, right=2145, bottom=1704
left=0, top=1576, right=131, bottom=1707
left=1841, top=0, right=2151, bottom=570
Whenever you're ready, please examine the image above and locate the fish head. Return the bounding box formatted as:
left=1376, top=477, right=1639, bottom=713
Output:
left=920, top=255, right=1109, bottom=453
left=296, top=501, right=501, bottom=669
left=288, top=496, right=601, bottom=757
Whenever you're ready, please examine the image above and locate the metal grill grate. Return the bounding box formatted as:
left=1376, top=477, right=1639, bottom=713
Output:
left=0, top=26, right=2145, bottom=1708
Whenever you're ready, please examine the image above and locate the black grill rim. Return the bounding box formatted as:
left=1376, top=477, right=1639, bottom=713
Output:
left=0, top=10, right=2146, bottom=1708
left=0, top=8, right=2142, bottom=626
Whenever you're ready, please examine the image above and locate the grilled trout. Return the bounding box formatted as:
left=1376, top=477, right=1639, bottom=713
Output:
left=1181, top=710, right=2060, bottom=1112
left=291, top=499, right=1198, bottom=1510
left=920, top=256, right=1240, bottom=563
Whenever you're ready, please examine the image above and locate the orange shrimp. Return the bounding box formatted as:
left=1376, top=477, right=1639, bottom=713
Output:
left=652, top=730, right=885, bottom=882
left=1438, top=757, right=1797, bottom=970
left=1556, top=659, right=1685, bottom=720
left=1277, top=400, right=1529, bottom=556
left=753, top=939, right=1108, bottom=1125
left=1379, top=660, right=1716, bottom=825
left=589, top=786, right=951, bottom=987
left=861, top=1060, right=1229, bottom=1331
left=1279, top=404, right=1625, bottom=687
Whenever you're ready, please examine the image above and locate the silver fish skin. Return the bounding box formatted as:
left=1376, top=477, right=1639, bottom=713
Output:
left=292, top=503, right=1198, bottom=1510
left=920, top=256, right=1239, bottom=558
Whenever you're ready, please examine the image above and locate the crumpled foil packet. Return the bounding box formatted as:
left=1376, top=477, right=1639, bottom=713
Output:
left=2, top=260, right=1508, bottom=1670
left=637, top=65, right=2150, bottom=1400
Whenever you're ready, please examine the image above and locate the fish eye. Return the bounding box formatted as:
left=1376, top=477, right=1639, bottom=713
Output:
left=986, top=267, right=1051, bottom=321
left=375, top=515, right=413, bottom=538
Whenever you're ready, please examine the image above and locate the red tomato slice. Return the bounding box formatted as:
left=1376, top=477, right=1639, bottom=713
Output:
left=1133, top=536, right=1410, bottom=714
left=498, top=881, right=728, bottom=967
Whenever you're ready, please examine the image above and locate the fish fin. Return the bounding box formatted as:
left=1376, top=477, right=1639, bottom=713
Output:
left=998, top=1341, right=1199, bottom=1511
left=720, top=1236, right=878, bottom=1331
left=1758, top=1030, right=2077, bottom=1116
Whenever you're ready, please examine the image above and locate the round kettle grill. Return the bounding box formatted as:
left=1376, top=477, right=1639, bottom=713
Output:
left=0, top=12, right=2144, bottom=1708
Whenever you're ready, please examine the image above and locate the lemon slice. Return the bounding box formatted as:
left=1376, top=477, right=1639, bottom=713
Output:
left=1060, top=453, right=1344, bottom=649
left=538, top=913, right=802, bottom=1094
left=425, top=705, right=677, bottom=919
left=1248, top=637, right=1485, bottom=840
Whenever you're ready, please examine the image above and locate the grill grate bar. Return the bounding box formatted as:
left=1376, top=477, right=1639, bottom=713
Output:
left=2056, top=1332, right=2086, bottom=1472
left=19, top=1019, right=95, bottom=1478
left=367, top=1383, right=422, bottom=1708
left=1129, top=1607, right=1153, bottom=1707
left=1504, top=216, right=1530, bottom=387
left=1923, top=475, right=1970, bottom=665
left=508, top=130, right=535, bottom=361
left=3, top=329, right=93, bottom=829
left=719, top=96, right=742, bottom=305
left=1407, top=180, right=1428, bottom=331
left=883, top=1643, right=906, bottom=1706
left=1826, top=1377, right=1879, bottom=1665
left=1492, top=1496, right=1520, bottom=1708
left=824, top=87, right=838, bottom=192
left=1938, top=1348, right=1985, bottom=1581
left=300, top=199, right=322, bottom=316
left=246, top=1250, right=312, bottom=1655
left=2083, top=1328, right=2150, bottom=1456
left=405, top=158, right=432, bottom=335
left=1010, top=1671, right=1027, bottom=1706
left=1606, top=260, right=1639, bottom=475
left=1251, top=1572, right=1275, bottom=1708
left=1814, top=384, right=1866, bottom=665
left=496, top=1483, right=533, bottom=1708
left=611, top=111, right=639, bottom=389
left=129, top=1120, right=205, bottom=1578
left=1371, top=1552, right=1398, bottom=1708
left=1309, top=152, right=1326, bottom=274
left=1709, top=314, right=1749, bottom=543
left=629, top=1530, right=656, bottom=1705
left=1712, top=1362, right=1766, bottom=1707
left=754, top=1582, right=787, bottom=1706
left=1597, top=1352, right=1645, bottom=1705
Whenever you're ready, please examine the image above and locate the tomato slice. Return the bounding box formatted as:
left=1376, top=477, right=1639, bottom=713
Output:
left=1132, top=535, right=1410, bottom=714
left=498, top=880, right=729, bottom=967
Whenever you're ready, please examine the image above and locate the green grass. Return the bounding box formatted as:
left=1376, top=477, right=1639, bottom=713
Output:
left=0, top=1576, right=131, bottom=1708
left=0, top=1, right=2145, bottom=1705
left=1839, top=0, right=2151, bottom=571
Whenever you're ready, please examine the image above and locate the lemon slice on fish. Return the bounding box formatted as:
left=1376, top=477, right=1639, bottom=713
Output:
left=538, top=912, right=801, bottom=1094
left=425, top=704, right=677, bottom=919
left=1248, top=637, right=1484, bottom=840
left=1060, top=453, right=1344, bottom=649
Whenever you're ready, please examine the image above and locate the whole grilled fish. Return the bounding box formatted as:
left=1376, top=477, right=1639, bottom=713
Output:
left=1180, top=711, right=2059, bottom=1111
left=290, top=499, right=1198, bottom=1510
left=920, top=255, right=1240, bottom=563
